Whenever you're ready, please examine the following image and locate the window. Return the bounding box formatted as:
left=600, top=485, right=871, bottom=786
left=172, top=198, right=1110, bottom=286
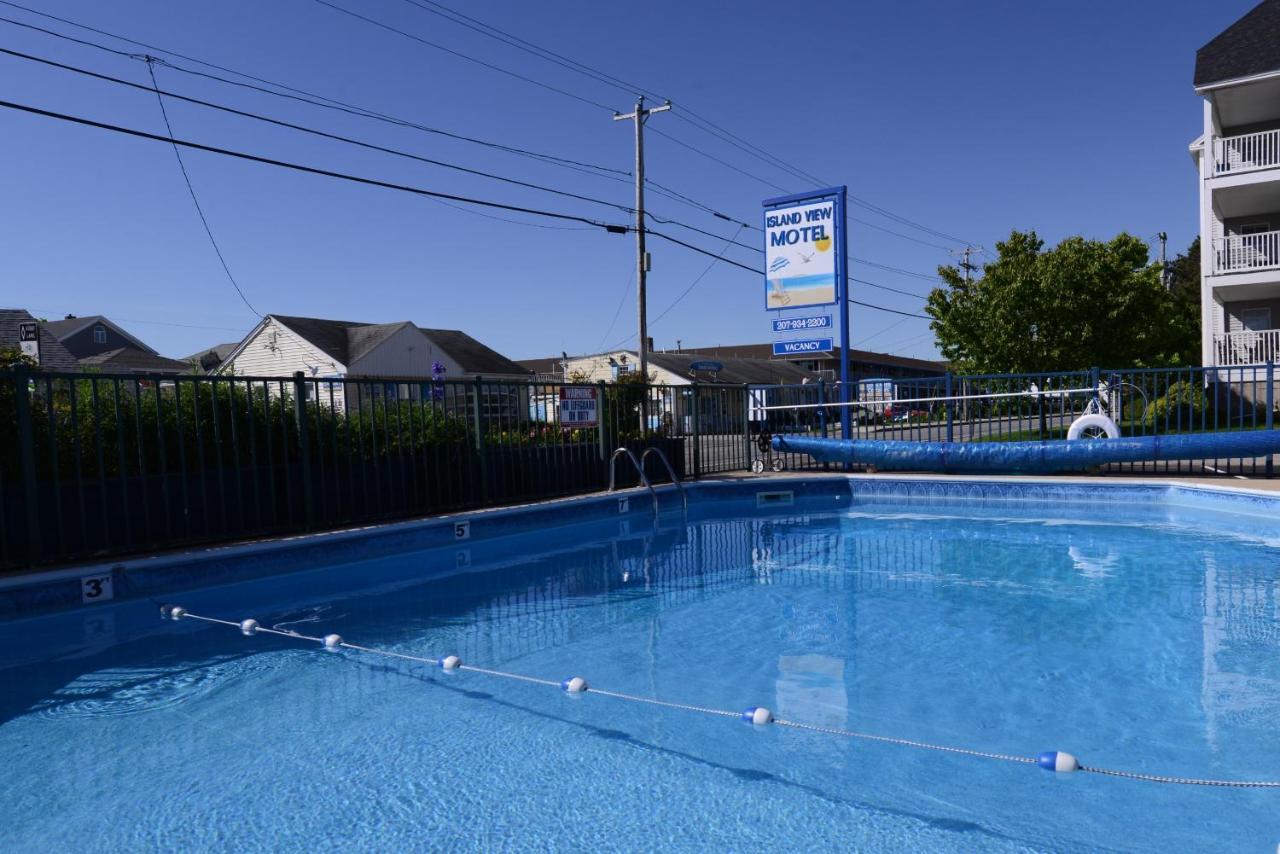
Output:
left=93, top=325, right=107, bottom=344
left=612, top=364, right=633, bottom=379
left=1241, top=307, right=1272, bottom=332
left=1239, top=222, right=1272, bottom=235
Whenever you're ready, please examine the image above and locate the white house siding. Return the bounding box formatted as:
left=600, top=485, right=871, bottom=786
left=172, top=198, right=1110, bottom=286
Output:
left=562, top=351, right=686, bottom=385
left=349, top=325, right=461, bottom=378
left=222, top=318, right=345, bottom=379
left=221, top=318, right=349, bottom=411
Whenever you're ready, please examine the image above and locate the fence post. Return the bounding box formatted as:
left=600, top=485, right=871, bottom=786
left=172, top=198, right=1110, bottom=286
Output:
left=12, top=367, right=41, bottom=563
left=473, top=375, right=488, bottom=501
left=291, top=371, right=314, bottom=528
left=691, top=382, right=702, bottom=479
left=741, top=383, right=752, bottom=472
left=817, top=379, right=827, bottom=438
left=1267, top=361, right=1275, bottom=479
left=944, top=372, right=954, bottom=444
left=595, top=380, right=607, bottom=465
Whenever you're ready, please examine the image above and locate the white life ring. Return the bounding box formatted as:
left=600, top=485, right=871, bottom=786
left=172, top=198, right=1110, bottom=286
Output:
left=1066, top=413, right=1120, bottom=440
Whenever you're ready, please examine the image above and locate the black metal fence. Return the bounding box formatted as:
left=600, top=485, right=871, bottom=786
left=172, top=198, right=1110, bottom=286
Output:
left=1, top=363, right=1276, bottom=571
left=0, top=369, right=757, bottom=571
left=762, top=364, right=1277, bottom=477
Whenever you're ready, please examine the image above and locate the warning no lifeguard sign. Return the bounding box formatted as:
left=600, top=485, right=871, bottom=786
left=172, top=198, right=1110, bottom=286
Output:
left=559, top=386, right=598, bottom=427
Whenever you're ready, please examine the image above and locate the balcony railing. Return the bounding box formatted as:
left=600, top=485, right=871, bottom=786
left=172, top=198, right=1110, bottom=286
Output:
left=1213, top=230, right=1280, bottom=273
left=1214, top=129, right=1280, bottom=176
left=1215, top=329, right=1280, bottom=366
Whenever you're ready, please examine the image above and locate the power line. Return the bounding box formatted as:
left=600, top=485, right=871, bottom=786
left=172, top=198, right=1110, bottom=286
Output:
left=388, top=0, right=837, bottom=200
left=848, top=277, right=931, bottom=300
left=596, top=267, right=635, bottom=351
left=848, top=216, right=955, bottom=251
left=847, top=298, right=929, bottom=320
left=645, top=230, right=930, bottom=318
left=397, top=0, right=664, bottom=102
left=0, top=8, right=628, bottom=179
left=650, top=225, right=746, bottom=327
left=310, top=0, right=619, bottom=112
left=0, top=16, right=955, bottom=258
left=851, top=256, right=943, bottom=283
left=649, top=125, right=792, bottom=193
left=29, top=309, right=252, bottom=333
left=145, top=60, right=259, bottom=316
left=645, top=213, right=939, bottom=295
left=0, top=97, right=631, bottom=231
left=383, top=0, right=830, bottom=193
left=854, top=314, right=913, bottom=348
left=0, top=45, right=635, bottom=214
left=0, top=8, right=957, bottom=316
left=1, top=0, right=977, bottom=247
left=669, top=109, right=822, bottom=188
left=604, top=225, right=744, bottom=350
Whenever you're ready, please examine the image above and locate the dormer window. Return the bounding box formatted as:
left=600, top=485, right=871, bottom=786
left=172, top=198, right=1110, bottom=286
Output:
left=93, top=325, right=107, bottom=344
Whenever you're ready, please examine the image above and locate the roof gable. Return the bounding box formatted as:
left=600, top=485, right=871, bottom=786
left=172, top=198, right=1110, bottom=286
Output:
left=41, top=315, right=157, bottom=354
left=1195, top=0, right=1280, bottom=87
left=347, top=321, right=416, bottom=364
left=270, top=314, right=370, bottom=364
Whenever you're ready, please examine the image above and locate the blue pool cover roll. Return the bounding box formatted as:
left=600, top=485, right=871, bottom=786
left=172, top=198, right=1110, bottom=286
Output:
left=772, top=430, right=1280, bottom=474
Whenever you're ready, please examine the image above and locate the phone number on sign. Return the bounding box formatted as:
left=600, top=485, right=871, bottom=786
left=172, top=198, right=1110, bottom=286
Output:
left=773, top=317, right=831, bottom=332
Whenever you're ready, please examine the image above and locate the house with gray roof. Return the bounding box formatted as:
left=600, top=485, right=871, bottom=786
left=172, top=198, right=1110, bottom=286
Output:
left=217, top=314, right=528, bottom=413
left=39, top=313, right=190, bottom=375
left=219, top=314, right=526, bottom=380
left=41, top=315, right=156, bottom=360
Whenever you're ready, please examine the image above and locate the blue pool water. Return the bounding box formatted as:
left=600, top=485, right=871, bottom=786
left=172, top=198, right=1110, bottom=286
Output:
left=2, top=480, right=1279, bottom=851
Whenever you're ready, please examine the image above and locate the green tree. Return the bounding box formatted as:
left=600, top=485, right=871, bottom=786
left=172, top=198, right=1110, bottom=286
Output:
left=1165, top=237, right=1201, bottom=365
left=925, top=230, right=1198, bottom=373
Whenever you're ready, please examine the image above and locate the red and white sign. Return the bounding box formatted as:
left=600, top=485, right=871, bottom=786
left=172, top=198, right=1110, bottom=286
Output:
left=559, top=386, right=598, bottom=427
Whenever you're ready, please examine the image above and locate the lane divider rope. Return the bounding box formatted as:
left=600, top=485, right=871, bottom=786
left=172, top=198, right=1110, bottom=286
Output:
left=160, top=605, right=1280, bottom=788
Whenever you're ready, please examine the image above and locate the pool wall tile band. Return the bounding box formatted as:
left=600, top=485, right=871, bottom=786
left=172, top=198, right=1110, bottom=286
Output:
left=3, top=477, right=1278, bottom=620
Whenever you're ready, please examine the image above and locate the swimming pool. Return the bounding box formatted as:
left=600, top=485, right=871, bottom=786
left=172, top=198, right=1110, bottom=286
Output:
left=2, top=477, right=1278, bottom=851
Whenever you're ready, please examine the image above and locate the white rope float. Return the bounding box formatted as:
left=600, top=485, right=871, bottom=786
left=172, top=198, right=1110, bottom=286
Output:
left=159, top=605, right=1280, bottom=789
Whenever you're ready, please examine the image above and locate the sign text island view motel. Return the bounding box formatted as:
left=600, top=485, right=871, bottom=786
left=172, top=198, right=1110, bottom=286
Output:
left=763, top=186, right=851, bottom=437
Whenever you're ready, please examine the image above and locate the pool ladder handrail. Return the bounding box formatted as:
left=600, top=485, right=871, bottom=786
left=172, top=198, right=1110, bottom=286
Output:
left=640, top=447, right=687, bottom=515
left=609, top=447, right=659, bottom=517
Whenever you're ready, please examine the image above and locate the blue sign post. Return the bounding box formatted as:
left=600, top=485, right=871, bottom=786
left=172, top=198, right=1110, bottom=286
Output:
left=763, top=186, right=850, bottom=439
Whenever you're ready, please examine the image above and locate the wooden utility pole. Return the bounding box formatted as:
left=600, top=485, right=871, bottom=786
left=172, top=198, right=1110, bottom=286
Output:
left=614, top=96, right=671, bottom=390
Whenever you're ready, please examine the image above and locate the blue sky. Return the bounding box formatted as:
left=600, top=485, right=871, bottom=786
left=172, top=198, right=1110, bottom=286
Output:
left=0, top=0, right=1256, bottom=361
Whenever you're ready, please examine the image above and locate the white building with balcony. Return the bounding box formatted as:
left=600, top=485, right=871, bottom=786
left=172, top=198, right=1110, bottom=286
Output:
left=1192, top=0, right=1280, bottom=368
